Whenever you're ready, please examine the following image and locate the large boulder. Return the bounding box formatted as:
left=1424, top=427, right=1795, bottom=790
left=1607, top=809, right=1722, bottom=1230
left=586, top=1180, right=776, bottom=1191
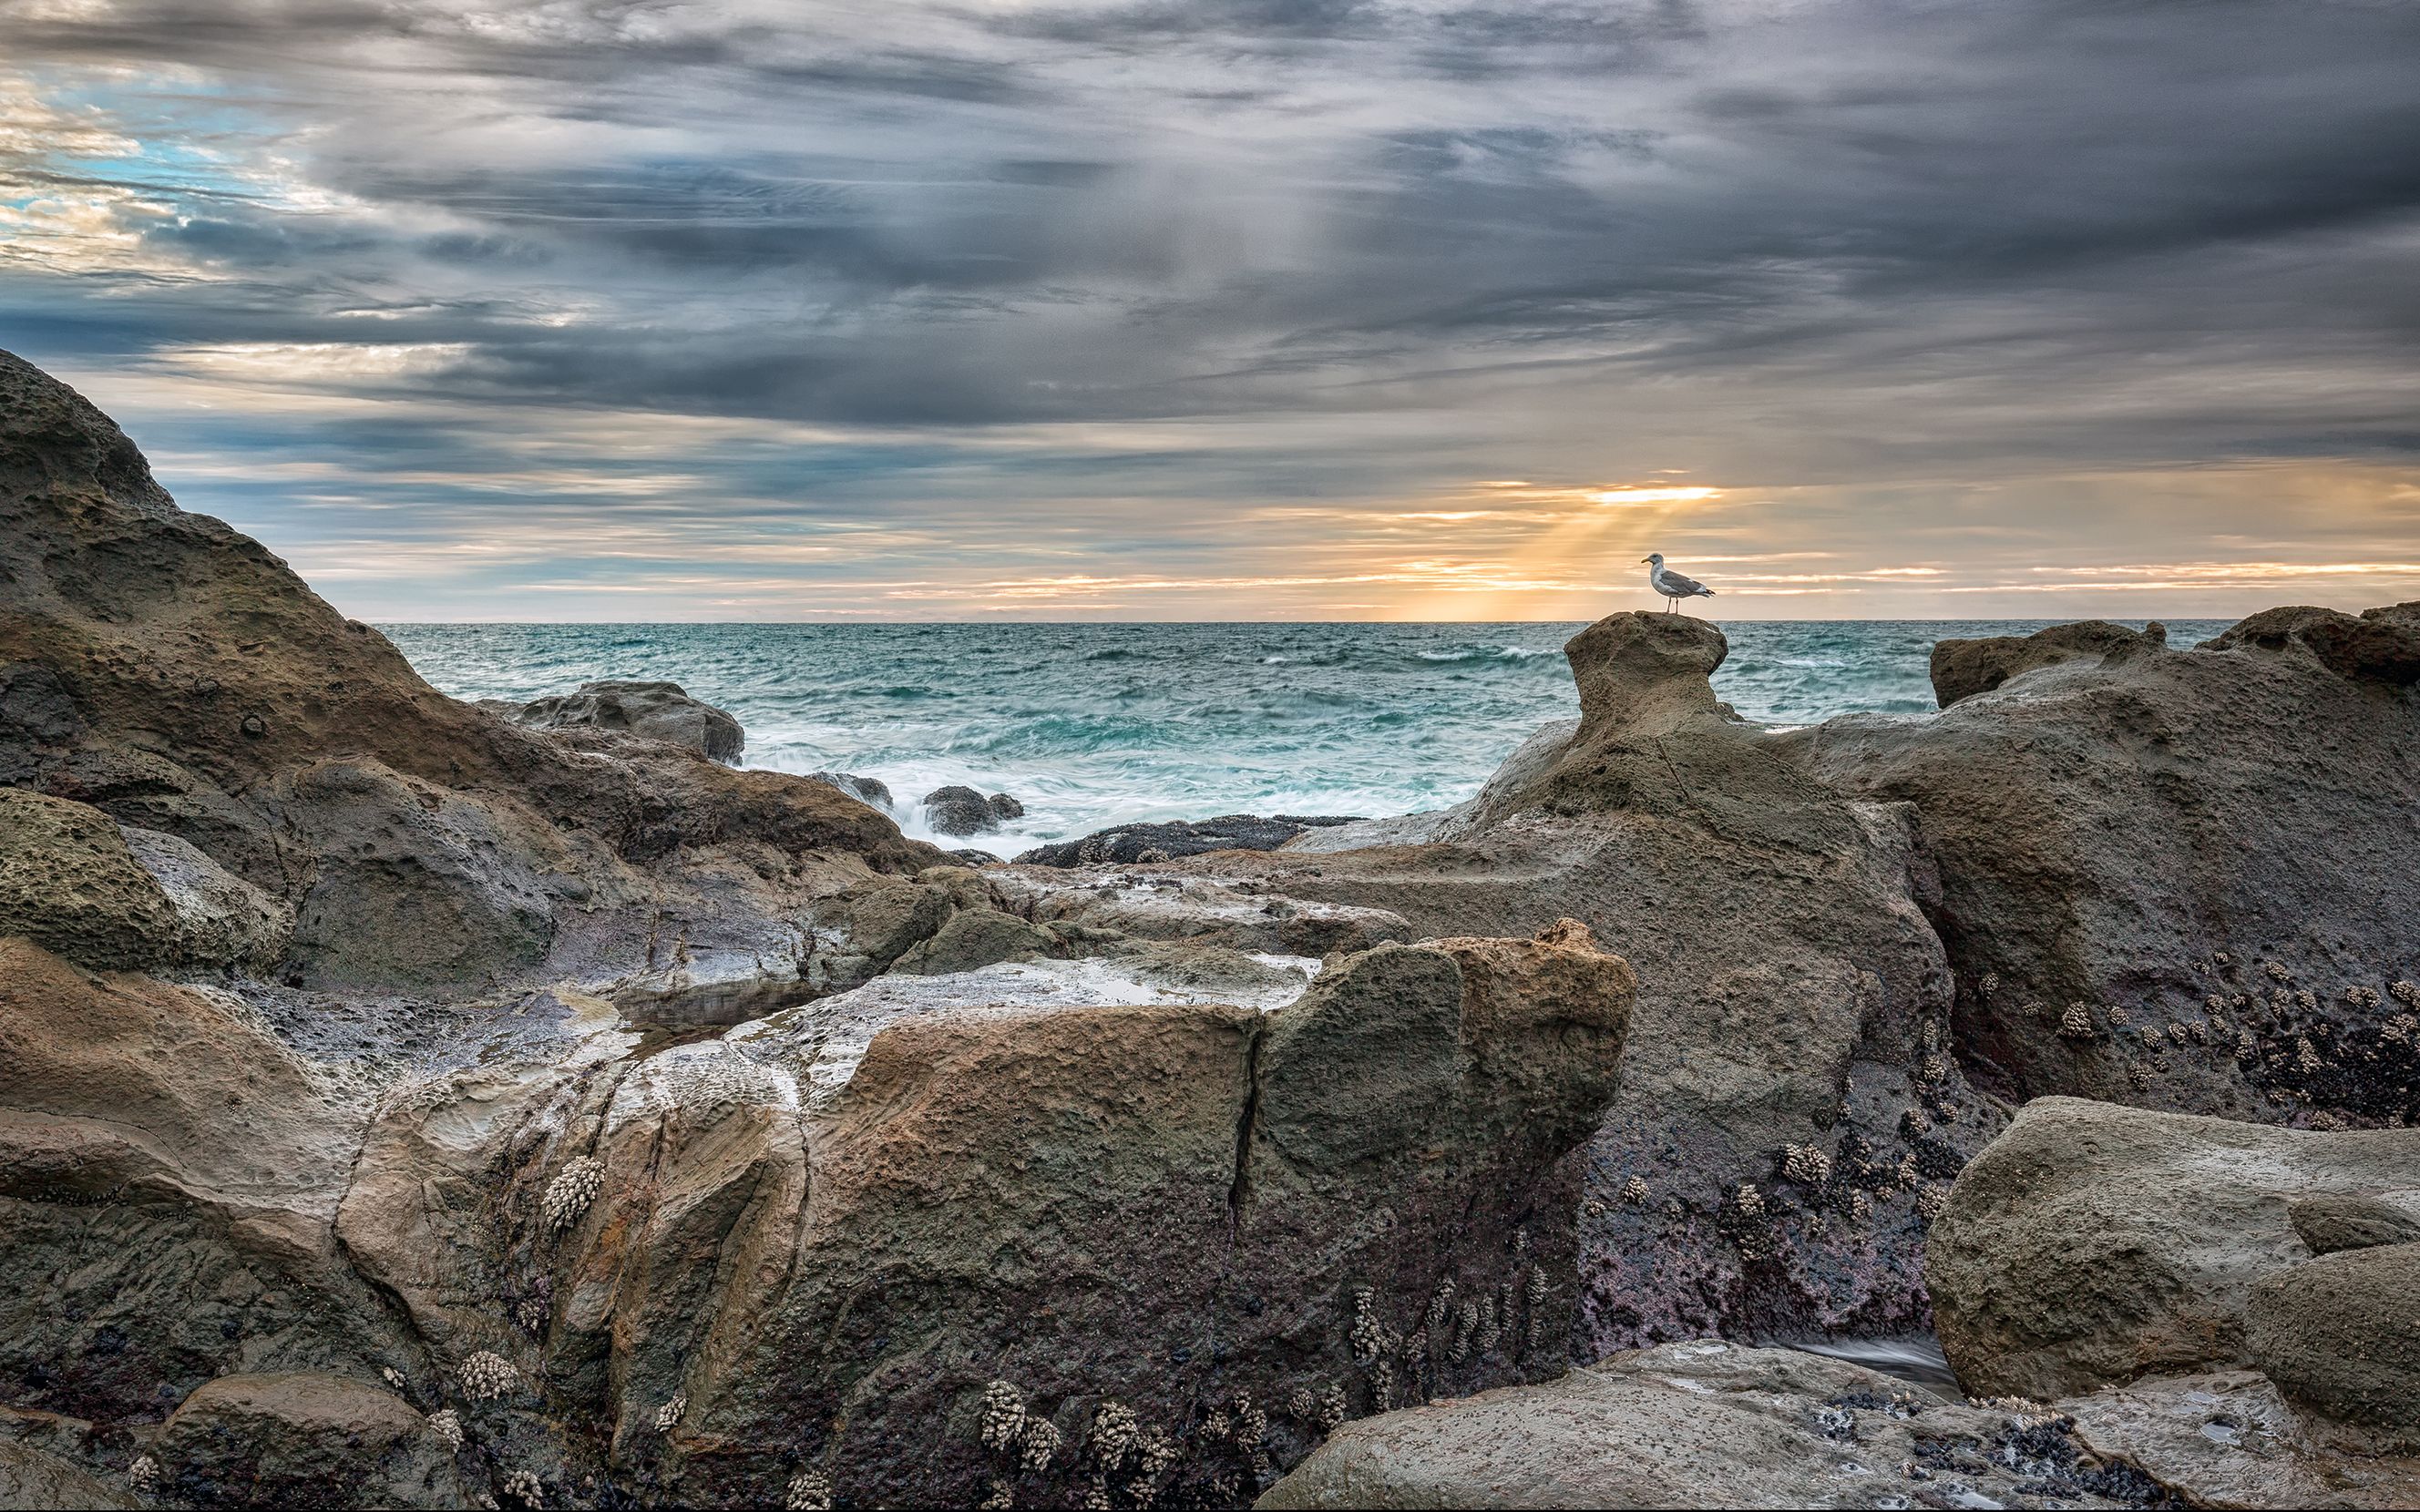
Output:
left=1928, top=619, right=2165, bottom=709
left=512, top=679, right=744, bottom=762
left=1925, top=1096, right=2420, bottom=1401
left=1794, top=605, right=2420, bottom=1124
left=1109, top=611, right=1986, bottom=1355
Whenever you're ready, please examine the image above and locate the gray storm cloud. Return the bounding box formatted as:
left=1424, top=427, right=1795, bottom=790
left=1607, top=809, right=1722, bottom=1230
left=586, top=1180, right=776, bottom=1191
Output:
left=3, top=0, right=2417, bottom=617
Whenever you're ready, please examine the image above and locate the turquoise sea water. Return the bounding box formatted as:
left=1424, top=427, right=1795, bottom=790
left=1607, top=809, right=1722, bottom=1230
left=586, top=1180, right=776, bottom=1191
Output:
left=383, top=620, right=2224, bottom=853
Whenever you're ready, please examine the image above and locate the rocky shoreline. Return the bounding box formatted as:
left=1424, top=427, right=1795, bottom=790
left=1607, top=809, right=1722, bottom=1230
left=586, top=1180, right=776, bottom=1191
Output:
left=2, top=345, right=2415, bottom=1508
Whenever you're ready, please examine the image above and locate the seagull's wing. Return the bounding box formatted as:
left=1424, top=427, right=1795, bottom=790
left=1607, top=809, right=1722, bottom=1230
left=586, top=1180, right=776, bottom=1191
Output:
left=1660, top=568, right=1711, bottom=597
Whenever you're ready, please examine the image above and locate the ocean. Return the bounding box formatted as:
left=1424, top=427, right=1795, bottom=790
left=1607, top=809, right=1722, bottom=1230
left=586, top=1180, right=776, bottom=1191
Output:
left=383, top=620, right=2224, bottom=856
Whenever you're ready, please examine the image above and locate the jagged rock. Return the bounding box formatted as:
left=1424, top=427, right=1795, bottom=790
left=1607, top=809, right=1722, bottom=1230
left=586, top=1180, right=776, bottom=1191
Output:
left=1926, top=1096, right=2420, bottom=1401
left=2290, top=1193, right=2420, bottom=1255
left=1132, top=611, right=1982, bottom=1354
left=2245, top=1242, right=2420, bottom=1441
left=512, top=679, right=745, bottom=761
left=919, top=785, right=1022, bottom=837
left=1930, top=619, right=2165, bottom=709
left=1258, top=1340, right=2158, bottom=1510
left=1017, top=813, right=1365, bottom=867
left=887, top=906, right=1053, bottom=975
left=157, top=1372, right=460, bottom=1507
left=1793, top=603, right=2420, bottom=1121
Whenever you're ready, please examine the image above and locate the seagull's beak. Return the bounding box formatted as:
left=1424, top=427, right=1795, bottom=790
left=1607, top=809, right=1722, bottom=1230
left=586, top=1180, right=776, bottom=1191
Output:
left=1639, top=557, right=1652, bottom=564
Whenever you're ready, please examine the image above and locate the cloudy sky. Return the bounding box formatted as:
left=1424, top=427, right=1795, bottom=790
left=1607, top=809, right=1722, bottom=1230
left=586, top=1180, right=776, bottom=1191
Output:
left=5, top=0, right=2418, bottom=619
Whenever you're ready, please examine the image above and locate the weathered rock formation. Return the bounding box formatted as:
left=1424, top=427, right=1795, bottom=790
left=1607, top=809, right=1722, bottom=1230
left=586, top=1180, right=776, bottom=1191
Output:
left=1928, top=619, right=2166, bottom=709
left=1018, top=813, right=1365, bottom=867
left=1793, top=602, right=2420, bottom=1125
left=1927, top=1098, right=2420, bottom=1404
left=508, top=679, right=745, bottom=763
left=1010, top=611, right=1991, bottom=1358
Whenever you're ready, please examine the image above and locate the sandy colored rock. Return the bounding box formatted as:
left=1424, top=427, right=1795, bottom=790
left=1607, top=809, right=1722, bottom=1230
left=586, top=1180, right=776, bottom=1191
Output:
left=2245, top=1242, right=2420, bottom=1439
left=1926, top=1096, right=2420, bottom=1401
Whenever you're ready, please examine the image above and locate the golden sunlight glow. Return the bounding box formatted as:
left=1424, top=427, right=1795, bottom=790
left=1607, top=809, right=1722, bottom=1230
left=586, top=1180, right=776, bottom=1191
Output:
left=1588, top=486, right=1720, bottom=506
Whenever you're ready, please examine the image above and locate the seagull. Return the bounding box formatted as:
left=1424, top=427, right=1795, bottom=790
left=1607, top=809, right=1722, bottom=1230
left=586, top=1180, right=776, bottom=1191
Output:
left=1642, top=553, right=1716, bottom=614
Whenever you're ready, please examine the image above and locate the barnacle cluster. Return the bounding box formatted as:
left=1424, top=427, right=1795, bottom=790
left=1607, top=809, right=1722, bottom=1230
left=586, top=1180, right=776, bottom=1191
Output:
left=1474, top=1293, right=1502, bottom=1356
left=541, top=1156, right=605, bottom=1233
left=2265, top=960, right=2290, bottom=982
left=1782, top=1144, right=1833, bottom=1185
left=1348, top=1285, right=1387, bottom=1367
left=786, top=1472, right=833, bottom=1512
left=655, top=1393, right=687, bottom=1433
left=500, top=1467, right=542, bottom=1507
left=382, top=1365, right=409, bottom=1392
left=128, top=1456, right=159, bottom=1497
left=979, top=1380, right=1026, bottom=1452
left=1451, top=1301, right=1479, bottom=1364
left=2058, top=1003, right=2097, bottom=1040
left=426, top=1408, right=465, bottom=1448
left=1618, top=1174, right=1649, bottom=1205
left=1734, top=1182, right=1765, bottom=1216
left=512, top=1291, right=550, bottom=1335
left=456, top=1351, right=519, bottom=1403
left=1426, top=1276, right=1455, bottom=1332
left=2347, top=985, right=2384, bottom=1010
left=1916, top=1186, right=1951, bottom=1222
left=1020, top=1416, right=1061, bottom=1474
left=1088, top=1402, right=1139, bottom=1469
left=2393, top=981, right=2420, bottom=1009
left=1314, top=1381, right=1348, bottom=1435
left=2295, top=1037, right=2323, bottom=1075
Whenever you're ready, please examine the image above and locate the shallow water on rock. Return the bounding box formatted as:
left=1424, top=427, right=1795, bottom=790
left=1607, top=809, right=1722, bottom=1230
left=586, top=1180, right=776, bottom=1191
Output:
left=1783, top=1334, right=1964, bottom=1396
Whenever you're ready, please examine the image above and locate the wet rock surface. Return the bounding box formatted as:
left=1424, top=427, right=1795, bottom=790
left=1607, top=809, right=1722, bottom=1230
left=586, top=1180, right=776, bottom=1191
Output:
left=920, top=783, right=1024, bottom=836
left=1017, top=812, right=1366, bottom=866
